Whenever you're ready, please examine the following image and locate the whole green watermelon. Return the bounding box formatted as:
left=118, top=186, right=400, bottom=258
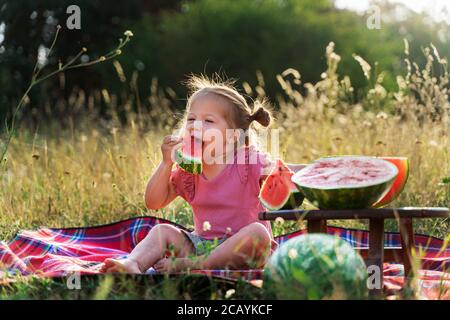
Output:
left=263, top=234, right=368, bottom=299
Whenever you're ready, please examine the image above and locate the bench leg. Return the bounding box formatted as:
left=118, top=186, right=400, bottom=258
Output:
left=307, top=219, right=327, bottom=233
left=399, top=218, right=415, bottom=278
left=367, top=219, right=385, bottom=298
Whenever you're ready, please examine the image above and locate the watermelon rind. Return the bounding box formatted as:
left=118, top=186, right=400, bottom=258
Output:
left=263, top=234, right=368, bottom=299
left=260, top=188, right=304, bottom=211
left=175, top=149, right=202, bottom=174
left=259, top=194, right=291, bottom=211
left=280, top=190, right=305, bottom=210
left=291, top=156, right=398, bottom=209
left=372, top=157, right=410, bottom=208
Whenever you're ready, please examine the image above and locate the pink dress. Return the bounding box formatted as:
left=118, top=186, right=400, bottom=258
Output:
left=170, top=145, right=274, bottom=244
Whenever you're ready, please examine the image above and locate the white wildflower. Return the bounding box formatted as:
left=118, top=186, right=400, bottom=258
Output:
left=376, top=111, right=388, bottom=120
left=203, top=221, right=211, bottom=231
left=288, top=248, right=298, bottom=260
left=225, top=289, right=235, bottom=299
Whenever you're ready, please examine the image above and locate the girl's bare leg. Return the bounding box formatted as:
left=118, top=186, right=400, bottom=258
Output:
left=198, top=222, right=272, bottom=270
left=100, top=223, right=194, bottom=273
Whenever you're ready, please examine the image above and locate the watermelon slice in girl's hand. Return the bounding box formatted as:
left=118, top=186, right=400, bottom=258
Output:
left=174, top=134, right=203, bottom=174
left=259, top=159, right=304, bottom=210
left=372, top=157, right=409, bottom=208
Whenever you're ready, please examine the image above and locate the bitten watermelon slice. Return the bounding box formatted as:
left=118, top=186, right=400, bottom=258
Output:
left=292, top=156, right=398, bottom=209
left=372, top=157, right=409, bottom=208
left=174, top=134, right=203, bottom=174
left=259, top=159, right=304, bottom=210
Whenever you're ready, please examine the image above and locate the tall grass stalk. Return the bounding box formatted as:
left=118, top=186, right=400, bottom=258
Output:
left=0, top=26, right=133, bottom=169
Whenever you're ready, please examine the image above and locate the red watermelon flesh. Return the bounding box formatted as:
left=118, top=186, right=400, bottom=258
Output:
left=296, top=157, right=396, bottom=188
left=372, top=157, right=409, bottom=208
left=259, top=159, right=304, bottom=210
left=292, top=156, right=398, bottom=209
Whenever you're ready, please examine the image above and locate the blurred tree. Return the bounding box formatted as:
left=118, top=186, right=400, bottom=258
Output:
left=0, top=0, right=448, bottom=123
left=0, top=0, right=184, bottom=122
left=120, top=0, right=404, bottom=102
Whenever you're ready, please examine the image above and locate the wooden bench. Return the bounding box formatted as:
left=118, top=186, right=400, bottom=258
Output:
left=259, top=207, right=450, bottom=296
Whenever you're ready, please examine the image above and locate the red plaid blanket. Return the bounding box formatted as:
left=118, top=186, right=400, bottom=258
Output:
left=0, top=215, right=448, bottom=299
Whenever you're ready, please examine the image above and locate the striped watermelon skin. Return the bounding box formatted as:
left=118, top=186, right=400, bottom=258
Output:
left=263, top=234, right=368, bottom=299
left=298, top=179, right=395, bottom=209
left=175, top=149, right=202, bottom=174
left=280, top=191, right=305, bottom=210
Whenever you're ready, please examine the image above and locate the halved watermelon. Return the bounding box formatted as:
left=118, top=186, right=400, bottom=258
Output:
left=372, top=157, right=409, bottom=208
left=292, top=156, right=398, bottom=209
left=174, top=134, right=202, bottom=174
left=259, top=159, right=304, bottom=210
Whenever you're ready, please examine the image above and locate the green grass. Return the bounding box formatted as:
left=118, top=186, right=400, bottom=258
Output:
left=0, top=274, right=262, bottom=300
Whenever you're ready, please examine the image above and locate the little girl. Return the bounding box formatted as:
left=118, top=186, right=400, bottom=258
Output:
left=101, top=75, right=278, bottom=274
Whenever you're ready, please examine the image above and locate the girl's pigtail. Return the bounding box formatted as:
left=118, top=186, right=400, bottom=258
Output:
left=249, top=99, right=273, bottom=127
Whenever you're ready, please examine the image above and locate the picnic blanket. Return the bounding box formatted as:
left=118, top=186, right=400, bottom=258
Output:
left=0, top=215, right=448, bottom=299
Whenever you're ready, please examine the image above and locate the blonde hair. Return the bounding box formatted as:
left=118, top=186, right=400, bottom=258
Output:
left=179, top=74, right=274, bottom=147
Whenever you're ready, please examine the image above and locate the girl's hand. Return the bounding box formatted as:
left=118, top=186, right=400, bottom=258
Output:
left=161, top=135, right=183, bottom=165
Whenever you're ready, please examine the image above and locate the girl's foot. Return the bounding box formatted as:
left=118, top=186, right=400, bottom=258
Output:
left=100, top=258, right=142, bottom=274
left=153, top=257, right=201, bottom=273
